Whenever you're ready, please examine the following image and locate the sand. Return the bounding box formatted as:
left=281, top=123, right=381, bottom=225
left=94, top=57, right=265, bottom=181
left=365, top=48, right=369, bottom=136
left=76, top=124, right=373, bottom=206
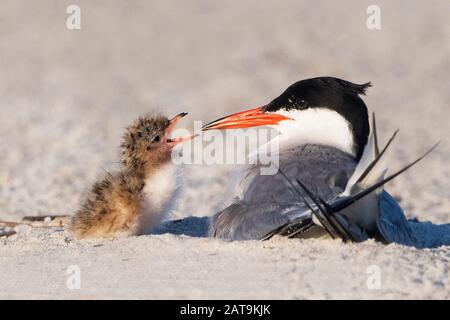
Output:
left=0, top=0, right=449, bottom=299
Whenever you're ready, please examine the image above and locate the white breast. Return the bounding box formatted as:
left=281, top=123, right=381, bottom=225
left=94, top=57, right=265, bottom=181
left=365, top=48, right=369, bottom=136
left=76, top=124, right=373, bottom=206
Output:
left=140, top=163, right=183, bottom=233
left=273, top=108, right=356, bottom=156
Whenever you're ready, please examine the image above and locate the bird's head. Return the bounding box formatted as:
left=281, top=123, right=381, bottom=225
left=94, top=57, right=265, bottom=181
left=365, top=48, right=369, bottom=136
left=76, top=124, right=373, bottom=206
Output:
left=202, top=77, right=371, bottom=159
left=121, top=113, right=194, bottom=172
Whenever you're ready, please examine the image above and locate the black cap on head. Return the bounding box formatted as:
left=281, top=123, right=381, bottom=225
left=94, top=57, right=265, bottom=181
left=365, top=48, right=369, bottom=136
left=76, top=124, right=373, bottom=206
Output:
left=264, top=77, right=371, bottom=159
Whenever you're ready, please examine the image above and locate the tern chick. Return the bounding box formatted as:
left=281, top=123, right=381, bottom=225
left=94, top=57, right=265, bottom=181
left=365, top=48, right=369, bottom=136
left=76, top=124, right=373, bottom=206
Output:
left=71, top=113, right=194, bottom=239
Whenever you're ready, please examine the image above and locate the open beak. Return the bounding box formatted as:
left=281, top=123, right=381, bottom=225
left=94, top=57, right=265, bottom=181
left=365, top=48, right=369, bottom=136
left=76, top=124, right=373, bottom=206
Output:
left=165, top=112, right=197, bottom=146
left=201, top=106, right=292, bottom=131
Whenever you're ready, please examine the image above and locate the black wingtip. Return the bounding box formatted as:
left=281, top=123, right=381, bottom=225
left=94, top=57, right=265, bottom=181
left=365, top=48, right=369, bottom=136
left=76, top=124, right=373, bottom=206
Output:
left=334, top=141, right=440, bottom=212
left=295, top=179, right=352, bottom=242
left=372, top=112, right=380, bottom=156
left=355, top=128, right=399, bottom=185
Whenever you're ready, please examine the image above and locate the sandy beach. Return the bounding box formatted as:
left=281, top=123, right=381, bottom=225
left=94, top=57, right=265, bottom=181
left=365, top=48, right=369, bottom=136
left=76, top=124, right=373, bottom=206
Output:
left=1, top=0, right=449, bottom=299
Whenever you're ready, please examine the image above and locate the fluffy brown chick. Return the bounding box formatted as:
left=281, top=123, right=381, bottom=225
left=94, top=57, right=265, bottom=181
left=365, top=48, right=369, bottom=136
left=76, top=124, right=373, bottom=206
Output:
left=70, top=113, right=194, bottom=239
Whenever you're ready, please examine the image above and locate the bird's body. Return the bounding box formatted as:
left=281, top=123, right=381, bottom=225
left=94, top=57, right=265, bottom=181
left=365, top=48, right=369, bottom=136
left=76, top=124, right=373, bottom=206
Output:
left=205, top=77, right=370, bottom=240
left=71, top=113, right=193, bottom=239
left=71, top=170, right=147, bottom=239
left=212, top=144, right=357, bottom=240
left=203, top=77, right=447, bottom=247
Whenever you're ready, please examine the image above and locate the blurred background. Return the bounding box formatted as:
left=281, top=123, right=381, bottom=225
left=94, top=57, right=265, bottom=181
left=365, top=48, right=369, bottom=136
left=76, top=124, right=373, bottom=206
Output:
left=0, top=0, right=449, bottom=223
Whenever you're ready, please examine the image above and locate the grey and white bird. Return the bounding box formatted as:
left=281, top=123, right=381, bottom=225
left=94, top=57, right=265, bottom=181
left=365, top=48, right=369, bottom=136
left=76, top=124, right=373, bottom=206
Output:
left=202, top=77, right=449, bottom=248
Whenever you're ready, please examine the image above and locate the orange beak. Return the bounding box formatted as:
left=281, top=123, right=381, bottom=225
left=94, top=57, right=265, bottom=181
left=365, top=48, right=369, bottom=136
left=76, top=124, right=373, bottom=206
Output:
left=166, top=112, right=197, bottom=146
left=201, top=106, right=292, bottom=131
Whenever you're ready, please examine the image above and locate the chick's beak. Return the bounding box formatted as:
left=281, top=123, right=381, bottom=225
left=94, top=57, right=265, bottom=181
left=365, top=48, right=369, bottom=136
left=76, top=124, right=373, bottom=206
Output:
left=165, top=112, right=197, bottom=146
left=201, top=106, right=292, bottom=131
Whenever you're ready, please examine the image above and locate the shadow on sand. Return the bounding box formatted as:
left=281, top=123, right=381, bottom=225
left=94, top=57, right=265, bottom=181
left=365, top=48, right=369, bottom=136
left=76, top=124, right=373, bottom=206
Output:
left=152, top=216, right=210, bottom=238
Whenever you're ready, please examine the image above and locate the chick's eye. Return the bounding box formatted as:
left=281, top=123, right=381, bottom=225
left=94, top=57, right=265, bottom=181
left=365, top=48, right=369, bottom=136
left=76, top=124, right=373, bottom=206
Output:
left=152, top=135, right=161, bottom=142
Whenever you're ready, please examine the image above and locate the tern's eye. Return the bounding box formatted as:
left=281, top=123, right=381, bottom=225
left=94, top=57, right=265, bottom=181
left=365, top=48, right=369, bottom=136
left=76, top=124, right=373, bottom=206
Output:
left=295, top=98, right=308, bottom=109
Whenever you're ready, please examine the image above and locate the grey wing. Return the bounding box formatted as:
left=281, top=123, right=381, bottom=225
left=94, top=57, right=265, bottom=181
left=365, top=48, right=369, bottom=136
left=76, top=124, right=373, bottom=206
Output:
left=378, top=191, right=450, bottom=248
left=241, top=145, right=357, bottom=205
left=210, top=201, right=312, bottom=240
left=211, top=145, right=357, bottom=240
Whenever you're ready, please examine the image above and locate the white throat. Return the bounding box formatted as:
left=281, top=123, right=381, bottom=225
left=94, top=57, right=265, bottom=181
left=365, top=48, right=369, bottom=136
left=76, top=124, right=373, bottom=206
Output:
left=272, top=108, right=356, bottom=156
